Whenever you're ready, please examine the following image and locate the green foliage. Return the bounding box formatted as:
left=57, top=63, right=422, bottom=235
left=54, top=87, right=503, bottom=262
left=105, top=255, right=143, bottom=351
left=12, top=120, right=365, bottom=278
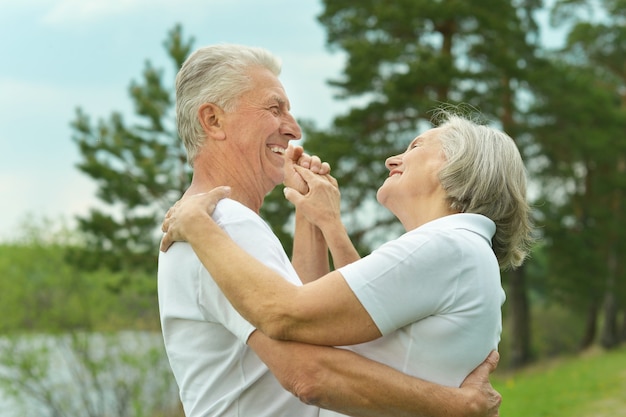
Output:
left=70, top=24, right=194, bottom=277
left=308, top=0, right=543, bottom=252
left=260, top=185, right=297, bottom=257
left=494, top=346, right=626, bottom=417
left=528, top=0, right=626, bottom=348
left=0, top=218, right=160, bottom=333
left=532, top=301, right=585, bottom=357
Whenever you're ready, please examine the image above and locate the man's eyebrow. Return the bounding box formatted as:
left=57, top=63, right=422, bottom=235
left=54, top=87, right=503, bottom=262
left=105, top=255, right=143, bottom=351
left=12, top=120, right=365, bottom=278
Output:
left=265, top=95, right=289, bottom=109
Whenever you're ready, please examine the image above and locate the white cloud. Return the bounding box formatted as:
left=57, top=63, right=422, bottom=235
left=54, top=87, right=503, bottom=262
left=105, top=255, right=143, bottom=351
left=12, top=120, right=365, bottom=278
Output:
left=39, top=0, right=218, bottom=25
left=0, top=76, right=131, bottom=124
left=34, top=0, right=313, bottom=27
left=42, top=0, right=143, bottom=24
left=0, top=170, right=98, bottom=241
left=0, top=0, right=54, bottom=11
left=0, top=77, right=65, bottom=111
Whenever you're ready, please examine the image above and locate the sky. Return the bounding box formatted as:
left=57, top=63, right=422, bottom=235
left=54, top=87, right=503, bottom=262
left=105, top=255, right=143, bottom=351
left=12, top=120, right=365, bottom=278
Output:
left=0, top=0, right=350, bottom=241
left=0, top=0, right=566, bottom=242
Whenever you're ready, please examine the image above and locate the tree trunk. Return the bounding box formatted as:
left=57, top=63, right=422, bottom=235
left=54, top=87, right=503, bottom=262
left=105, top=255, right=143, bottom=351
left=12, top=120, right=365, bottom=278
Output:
left=600, top=291, right=619, bottom=348
left=618, top=308, right=626, bottom=343
left=600, top=250, right=619, bottom=349
left=507, top=265, right=532, bottom=368
left=579, top=299, right=598, bottom=350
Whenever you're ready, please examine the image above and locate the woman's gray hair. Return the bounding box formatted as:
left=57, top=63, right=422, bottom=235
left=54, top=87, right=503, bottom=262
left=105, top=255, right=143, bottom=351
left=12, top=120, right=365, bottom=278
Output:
left=175, top=44, right=282, bottom=166
left=436, top=112, right=534, bottom=270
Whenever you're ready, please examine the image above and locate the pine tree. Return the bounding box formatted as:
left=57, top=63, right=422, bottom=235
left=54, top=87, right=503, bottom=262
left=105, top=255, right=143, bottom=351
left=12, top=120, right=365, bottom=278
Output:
left=69, top=25, right=193, bottom=281
left=530, top=0, right=626, bottom=349
left=305, top=0, right=543, bottom=367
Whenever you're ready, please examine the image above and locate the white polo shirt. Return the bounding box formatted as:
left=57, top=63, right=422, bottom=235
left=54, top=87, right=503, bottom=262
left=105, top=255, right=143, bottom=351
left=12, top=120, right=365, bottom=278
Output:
left=345, top=213, right=504, bottom=385
left=320, top=213, right=505, bottom=417
left=158, top=199, right=319, bottom=417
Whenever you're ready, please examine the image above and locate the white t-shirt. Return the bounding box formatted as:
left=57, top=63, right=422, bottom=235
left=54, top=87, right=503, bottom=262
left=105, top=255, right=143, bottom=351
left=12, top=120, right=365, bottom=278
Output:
left=319, top=213, right=505, bottom=417
left=158, top=199, right=319, bottom=417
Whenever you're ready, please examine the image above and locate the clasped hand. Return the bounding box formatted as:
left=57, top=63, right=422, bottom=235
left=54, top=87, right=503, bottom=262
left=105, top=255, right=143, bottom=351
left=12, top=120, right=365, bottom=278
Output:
left=160, top=145, right=338, bottom=252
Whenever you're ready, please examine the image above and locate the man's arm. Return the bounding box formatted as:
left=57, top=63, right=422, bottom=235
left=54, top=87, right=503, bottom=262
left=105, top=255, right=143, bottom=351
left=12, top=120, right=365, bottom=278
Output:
left=284, top=165, right=360, bottom=268
left=292, top=208, right=330, bottom=283
left=248, top=331, right=501, bottom=417
left=284, top=145, right=332, bottom=282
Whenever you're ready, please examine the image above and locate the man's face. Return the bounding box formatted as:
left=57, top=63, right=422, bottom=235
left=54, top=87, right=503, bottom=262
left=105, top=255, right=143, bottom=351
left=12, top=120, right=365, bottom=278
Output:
left=221, top=67, right=301, bottom=193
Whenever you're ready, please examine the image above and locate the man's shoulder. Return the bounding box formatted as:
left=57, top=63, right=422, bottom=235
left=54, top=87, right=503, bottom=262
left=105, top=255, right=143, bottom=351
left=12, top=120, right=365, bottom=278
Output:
left=213, top=198, right=272, bottom=234
left=214, top=198, right=256, bottom=221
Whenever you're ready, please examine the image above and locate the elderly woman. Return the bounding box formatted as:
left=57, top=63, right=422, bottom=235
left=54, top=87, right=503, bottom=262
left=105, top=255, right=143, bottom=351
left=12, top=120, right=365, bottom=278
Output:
left=161, top=112, right=533, bottom=414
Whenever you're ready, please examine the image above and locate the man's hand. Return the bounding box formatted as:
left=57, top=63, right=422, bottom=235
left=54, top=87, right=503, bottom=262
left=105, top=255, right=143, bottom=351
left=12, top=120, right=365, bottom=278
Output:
left=160, top=186, right=231, bottom=252
left=283, top=144, right=330, bottom=194
left=284, top=166, right=341, bottom=230
left=459, top=350, right=502, bottom=417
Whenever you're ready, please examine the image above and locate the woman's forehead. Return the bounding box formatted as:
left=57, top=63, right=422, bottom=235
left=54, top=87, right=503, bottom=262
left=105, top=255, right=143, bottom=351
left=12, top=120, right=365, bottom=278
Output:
left=408, top=127, right=443, bottom=147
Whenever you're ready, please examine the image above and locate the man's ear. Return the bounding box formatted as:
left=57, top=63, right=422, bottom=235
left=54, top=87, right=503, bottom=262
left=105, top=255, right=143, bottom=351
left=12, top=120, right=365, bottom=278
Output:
left=198, top=103, right=226, bottom=140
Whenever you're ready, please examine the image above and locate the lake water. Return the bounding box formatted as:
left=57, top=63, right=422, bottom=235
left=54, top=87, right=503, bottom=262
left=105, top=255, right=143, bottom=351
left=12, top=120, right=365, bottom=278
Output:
left=0, top=331, right=179, bottom=417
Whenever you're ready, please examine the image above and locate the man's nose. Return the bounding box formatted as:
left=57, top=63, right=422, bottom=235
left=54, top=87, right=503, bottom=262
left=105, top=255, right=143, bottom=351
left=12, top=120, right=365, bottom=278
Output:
left=281, top=113, right=302, bottom=140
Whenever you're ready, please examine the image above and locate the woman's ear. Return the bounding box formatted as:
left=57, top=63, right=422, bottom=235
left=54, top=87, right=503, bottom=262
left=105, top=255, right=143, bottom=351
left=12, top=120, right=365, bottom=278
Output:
left=198, top=103, right=226, bottom=140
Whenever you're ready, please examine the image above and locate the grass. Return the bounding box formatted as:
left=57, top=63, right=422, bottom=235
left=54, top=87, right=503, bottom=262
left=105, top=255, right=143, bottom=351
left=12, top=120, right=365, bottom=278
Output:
left=493, top=346, right=626, bottom=417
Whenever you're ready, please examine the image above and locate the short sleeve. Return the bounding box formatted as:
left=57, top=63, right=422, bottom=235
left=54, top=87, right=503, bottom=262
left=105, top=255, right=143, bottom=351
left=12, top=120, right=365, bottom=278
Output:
left=339, top=231, right=462, bottom=335
left=197, top=199, right=300, bottom=343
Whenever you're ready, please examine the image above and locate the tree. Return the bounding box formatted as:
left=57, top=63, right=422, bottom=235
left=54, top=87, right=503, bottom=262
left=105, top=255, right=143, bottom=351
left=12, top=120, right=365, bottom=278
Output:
left=305, top=0, right=543, bottom=368
left=562, top=0, right=626, bottom=349
left=70, top=25, right=193, bottom=279
left=529, top=0, right=626, bottom=349
left=0, top=216, right=161, bottom=334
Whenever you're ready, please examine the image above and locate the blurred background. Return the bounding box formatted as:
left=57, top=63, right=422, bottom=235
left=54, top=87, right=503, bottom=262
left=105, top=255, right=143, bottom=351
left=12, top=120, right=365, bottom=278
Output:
left=1, top=0, right=624, bottom=416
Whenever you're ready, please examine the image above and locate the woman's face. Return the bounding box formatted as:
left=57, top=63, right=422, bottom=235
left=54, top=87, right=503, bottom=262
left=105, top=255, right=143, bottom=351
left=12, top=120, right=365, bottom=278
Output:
left=376, top=127, right=448, bottom=225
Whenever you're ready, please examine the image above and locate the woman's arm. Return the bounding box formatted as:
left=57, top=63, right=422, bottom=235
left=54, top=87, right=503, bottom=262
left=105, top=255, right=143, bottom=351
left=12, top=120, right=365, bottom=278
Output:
left=284, top=166, right=360, bottom=268
left=161, top=187, right=381, bottom=346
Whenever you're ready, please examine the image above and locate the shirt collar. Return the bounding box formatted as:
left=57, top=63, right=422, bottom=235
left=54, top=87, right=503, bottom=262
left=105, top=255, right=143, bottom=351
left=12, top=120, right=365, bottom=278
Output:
left=413, top=213, right=496, bottom=246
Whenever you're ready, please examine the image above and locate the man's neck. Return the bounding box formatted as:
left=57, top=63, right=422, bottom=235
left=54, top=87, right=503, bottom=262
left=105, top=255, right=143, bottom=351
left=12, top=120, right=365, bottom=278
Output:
left=189, top=149, right=269, bottom=213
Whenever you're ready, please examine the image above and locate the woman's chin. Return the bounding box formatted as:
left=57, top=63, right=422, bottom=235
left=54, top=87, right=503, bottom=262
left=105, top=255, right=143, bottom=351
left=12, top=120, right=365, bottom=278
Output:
left=376, top=187, right=388, bottom=206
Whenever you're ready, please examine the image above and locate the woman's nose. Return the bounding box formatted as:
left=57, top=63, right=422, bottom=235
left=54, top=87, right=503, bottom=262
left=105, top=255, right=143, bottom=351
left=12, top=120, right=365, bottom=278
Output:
left=385, top=154, right=402, bottom=171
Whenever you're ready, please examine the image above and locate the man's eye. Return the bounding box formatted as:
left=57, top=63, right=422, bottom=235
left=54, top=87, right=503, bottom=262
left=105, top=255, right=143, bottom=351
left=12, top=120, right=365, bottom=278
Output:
left=270, top=106, right=280, bottom=115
